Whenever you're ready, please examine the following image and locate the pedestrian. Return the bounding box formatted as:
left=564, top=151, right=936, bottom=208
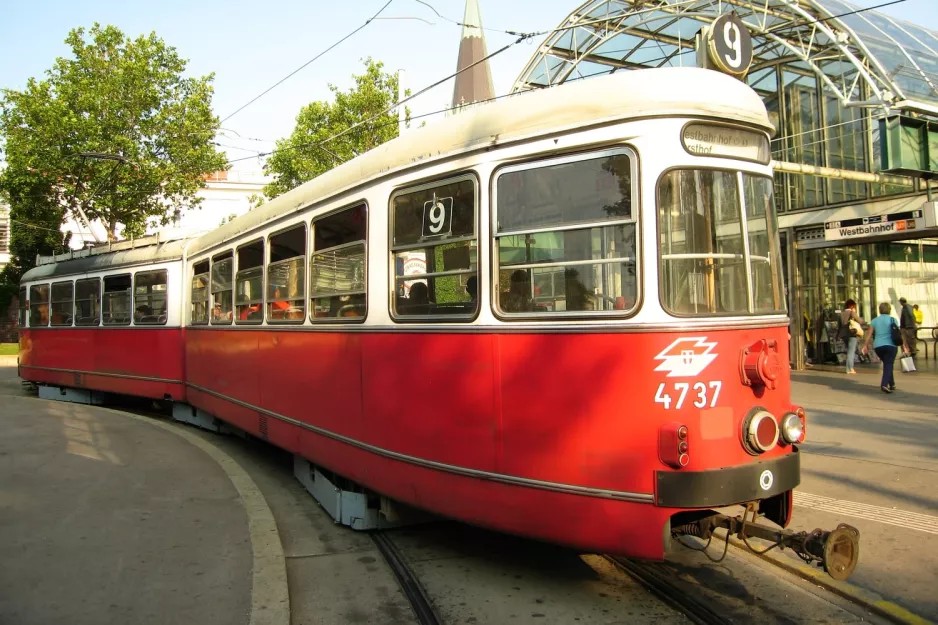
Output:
left=862, top=302, right=904, bottom=393
left=898, top=297, right=917, bottom=356
left=913, top=304, right=923, bottom=327
left=838, top=299, right=863, bottom=375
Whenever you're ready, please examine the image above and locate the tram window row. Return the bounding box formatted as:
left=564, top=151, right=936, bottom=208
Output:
left=20, top=270, right=168, bottom=328
left=18, top=149, right=662, bottom=328
left=192, top=151, right=641, bottom=326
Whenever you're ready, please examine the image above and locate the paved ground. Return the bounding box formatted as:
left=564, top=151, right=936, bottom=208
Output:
left=786, top=355, right=938, bottom=621
left=3, top=352, right=936, bottom=623
left=0, top=359, right=255, bottom=625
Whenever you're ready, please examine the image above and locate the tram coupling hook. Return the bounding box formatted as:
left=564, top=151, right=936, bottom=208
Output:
left=677, top=509, right=860, bottom=581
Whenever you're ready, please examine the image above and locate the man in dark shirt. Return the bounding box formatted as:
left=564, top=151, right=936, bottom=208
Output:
left=899, top=297, right=917, bottom=355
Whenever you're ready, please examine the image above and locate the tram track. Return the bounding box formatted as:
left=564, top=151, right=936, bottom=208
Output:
left=603, top=555, right=727, bottom=625
left=371, top=531, right=443, bottom=625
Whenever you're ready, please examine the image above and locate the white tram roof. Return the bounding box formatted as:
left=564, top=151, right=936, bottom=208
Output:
left=190, top=67, right=771, bottom=256
left=22, top=235, right=190, bottom=282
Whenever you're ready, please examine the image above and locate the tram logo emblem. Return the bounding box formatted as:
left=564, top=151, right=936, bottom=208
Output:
left=654, top=337, right=718, bottom=377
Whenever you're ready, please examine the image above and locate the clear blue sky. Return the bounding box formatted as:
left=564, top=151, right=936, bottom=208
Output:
left=1, top=0, right=935, bottom=171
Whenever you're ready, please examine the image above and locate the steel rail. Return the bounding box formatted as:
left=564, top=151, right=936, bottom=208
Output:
left=371, top=532, right=442, bottom=625
left=602, top=555, right=727, bottom=625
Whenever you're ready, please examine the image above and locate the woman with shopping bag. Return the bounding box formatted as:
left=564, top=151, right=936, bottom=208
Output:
left=862, top=302, right=906, bottom=393
left=839, top=299, right=863, bottom=375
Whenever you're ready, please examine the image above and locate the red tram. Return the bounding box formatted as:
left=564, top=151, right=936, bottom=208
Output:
left=18, top=67, right=859, bottom=579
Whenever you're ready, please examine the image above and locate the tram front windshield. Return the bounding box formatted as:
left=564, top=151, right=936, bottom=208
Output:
left=658, top=170, right=785, bottom=316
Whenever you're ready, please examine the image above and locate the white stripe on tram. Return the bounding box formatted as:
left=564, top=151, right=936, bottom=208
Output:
left=795, top=492, right=938, bottom=536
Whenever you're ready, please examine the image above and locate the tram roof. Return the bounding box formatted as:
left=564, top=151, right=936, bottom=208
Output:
left=188, top=66, right=770, bottom=257
left=21, top=236, right=189, bottom=282
left=512, top=0, right=938, bottom=115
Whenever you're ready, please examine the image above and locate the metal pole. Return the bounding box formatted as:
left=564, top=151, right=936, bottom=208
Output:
left=772, top=160, right=915, bottom=186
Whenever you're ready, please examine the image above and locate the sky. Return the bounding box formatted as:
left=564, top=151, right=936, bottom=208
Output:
left=1, top=0, right=936, bottom=173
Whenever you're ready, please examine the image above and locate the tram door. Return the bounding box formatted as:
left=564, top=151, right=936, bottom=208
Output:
left=795, top=244, right=874, bottom=366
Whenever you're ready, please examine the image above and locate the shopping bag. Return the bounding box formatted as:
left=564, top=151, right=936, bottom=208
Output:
left=900, top=355, right=916, bottom=373
left=849, top=319, right=864, bottom=338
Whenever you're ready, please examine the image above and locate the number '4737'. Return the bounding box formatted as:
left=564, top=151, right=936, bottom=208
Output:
left=654, top=381, right=722, bottom=410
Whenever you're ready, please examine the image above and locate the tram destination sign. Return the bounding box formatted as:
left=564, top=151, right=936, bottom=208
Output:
left=824, top=209, right=924, bottom=242
left=682, top=123, right=770, bottom=164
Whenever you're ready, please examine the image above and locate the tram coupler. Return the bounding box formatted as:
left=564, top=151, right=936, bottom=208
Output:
left=674, top=503, right=860, bottom=581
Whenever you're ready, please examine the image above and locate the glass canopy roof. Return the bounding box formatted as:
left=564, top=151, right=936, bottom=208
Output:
left=512, top=0, right=938, bottom=112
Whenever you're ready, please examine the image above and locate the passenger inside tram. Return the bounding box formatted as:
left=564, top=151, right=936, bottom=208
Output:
left=502, top=270, right=534, bottom=312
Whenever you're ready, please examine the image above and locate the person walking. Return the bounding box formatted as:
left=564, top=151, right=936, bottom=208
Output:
left=913, top=304, right=923, bottom=327
left=898, top=297, right=918, bottom=356
left=839, top=299, right=863, bottom=374
left=863, top=302, right=903, bottom=393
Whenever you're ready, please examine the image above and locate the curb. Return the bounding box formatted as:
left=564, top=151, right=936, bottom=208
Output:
left=24, top=396, right=291, bottom=625
left=727, top=536, right=933, bottom=625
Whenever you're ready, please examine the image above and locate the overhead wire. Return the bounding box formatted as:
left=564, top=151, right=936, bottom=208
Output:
left=220, top=0, right=395, bottom=124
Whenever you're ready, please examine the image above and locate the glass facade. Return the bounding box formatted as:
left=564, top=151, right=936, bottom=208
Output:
left=514, top=0, right=938, bottom=368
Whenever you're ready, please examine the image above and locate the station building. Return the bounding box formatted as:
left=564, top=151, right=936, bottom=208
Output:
left=510, top=0, right=938, bottom=368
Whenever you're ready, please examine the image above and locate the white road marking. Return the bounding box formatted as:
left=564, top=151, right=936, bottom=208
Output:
left=796, top=491, right=938, bottom=536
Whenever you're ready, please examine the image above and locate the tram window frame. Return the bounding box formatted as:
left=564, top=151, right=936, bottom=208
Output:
left=389, top=174, right=479, bottom=321
left=492, top=149, right=640, bottom=319
left=656, top=167, right=786, bottom=317
left=75, top=278, right=101, bottom=326
left=235, top=239, right=265, bottom=324
left=191, top=260, right=210, bottom=325
left=50, top=280, right=74, bottom=326
left=268, top=223, right=307, bottom=324
left=134, top=269, right=168, bottom=325
left=18, top=286, right=27, bottom=327
left=211, top=251, right=234, bottom=325
left=29, top=283, right=50, bottom=327
left=310, top=203, right=367, bottom=322
left=102, top=274, right=132, bottom=326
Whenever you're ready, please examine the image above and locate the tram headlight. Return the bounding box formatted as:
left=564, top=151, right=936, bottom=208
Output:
left=780, top=412, right=805, bottom=445
left=742, top=408, right=779, bottom=455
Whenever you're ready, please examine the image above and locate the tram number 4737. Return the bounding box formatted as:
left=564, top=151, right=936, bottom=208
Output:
left=654, top=381, right=722, bottom=410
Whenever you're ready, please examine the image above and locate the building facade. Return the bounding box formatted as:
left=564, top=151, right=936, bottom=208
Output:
left=62, top=169, right=271, bottom=249
left=512, top=0, right=938, bottom=368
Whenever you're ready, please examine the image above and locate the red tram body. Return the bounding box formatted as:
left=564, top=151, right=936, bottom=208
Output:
left=18, top=68, right=857, bottom=575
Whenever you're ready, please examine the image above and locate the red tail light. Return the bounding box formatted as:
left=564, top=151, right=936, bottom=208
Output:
left=742, top=407, right=779, bottom=454
left=659, top=423, right=690, bottom=469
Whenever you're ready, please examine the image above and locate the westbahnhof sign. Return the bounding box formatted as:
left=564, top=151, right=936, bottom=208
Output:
left=824, top=209, right=925, bottom=242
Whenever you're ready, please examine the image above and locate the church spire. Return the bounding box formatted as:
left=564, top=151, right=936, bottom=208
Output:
left=451, top=0, right=495, bottom=109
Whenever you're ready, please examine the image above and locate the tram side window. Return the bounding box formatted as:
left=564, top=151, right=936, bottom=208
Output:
left=29, top=284, right=50, bottom=327
left=75, top=278, right=101, bottom=326
left=744, top=175, right=786, bottom=314
left=659, top=170, right=745, bottom=315
left=18, top=286, right=26, bottom=327
left=494, top=152, right=637, bottom=316
left=211, top=252, right=234, bottom=324
left=236, top=240, right=264, bottom=323
left=134, top=270, right=168, bottom=325
left=191, top=260, right=210, bottom=325
left=102, top=274, right=132, bottom=325
left=310, top=204, right=367, bottom=321
left=268, top=225, right=306, bottom=322
left=50, top=281, right=74, bottom=326
left=391, top=177, right=477, bottom=319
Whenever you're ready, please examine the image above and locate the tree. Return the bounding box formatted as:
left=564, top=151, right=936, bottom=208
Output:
left=263, top=58, right=403, bottom=199
left=0, top=23, right=227, bottom=270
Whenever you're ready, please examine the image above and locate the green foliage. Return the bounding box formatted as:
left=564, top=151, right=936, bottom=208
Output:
left=263, top=58, right=402, bottom=199
left=0, top=23, right=227, bottom=280
left=0, top=283, right=19, bottom=315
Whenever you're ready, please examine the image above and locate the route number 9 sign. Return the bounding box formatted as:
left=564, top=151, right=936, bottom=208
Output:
left=705, top=13, right=753, bottom=77
left=422, top=194, right=453, bottom=238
